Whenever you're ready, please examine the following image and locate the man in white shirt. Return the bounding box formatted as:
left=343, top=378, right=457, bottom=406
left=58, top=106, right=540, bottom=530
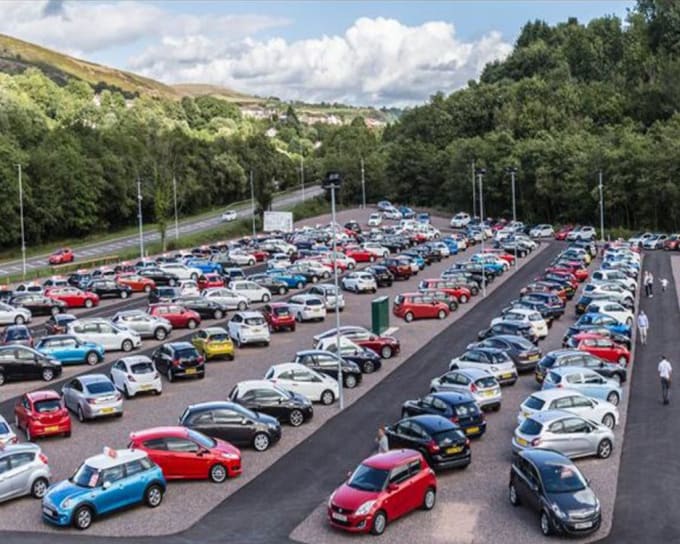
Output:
left=637, top=311, right=649, bottom=345
left=658, top=356, right=672, bottom=405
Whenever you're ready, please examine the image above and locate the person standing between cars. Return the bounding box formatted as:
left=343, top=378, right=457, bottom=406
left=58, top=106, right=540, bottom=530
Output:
left=376, top=426, right=389, bottom=453
left=659, top=356, right=672, bottom=405
left=637, top=310, right=649, bottom=345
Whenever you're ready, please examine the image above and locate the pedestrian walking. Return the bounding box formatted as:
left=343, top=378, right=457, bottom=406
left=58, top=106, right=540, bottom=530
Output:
left=637, top=310, right=649, bottom=345
left=376, top=425, right=389, bottom=453
left=644, top=271, right=654, bottom=297
left=658, top=356, right=672, bottom=405
left=661, top=277, right=669, bottom=292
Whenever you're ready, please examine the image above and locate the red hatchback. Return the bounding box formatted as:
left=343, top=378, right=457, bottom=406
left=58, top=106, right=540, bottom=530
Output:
left=554, top=226, right=574, bottom=241
left=129, top=426, right=242, bottom=483
left=577, top=336, right=630, bottom=366
left=344, top=246, right=376, bottom=263
left=262, top=302, right=296, bottom=332
left=148, top=303, right=201, bottom=329
left=45, top=286, right=99, bottom=308
left=48, top=248, right=74, bottom=265
left=393, top=293, right=450, bottom=322
left=198, top=273, right=225, bottom=290
left=14, top=390, right=71, bottom=440
left=418, top=279, right=473, bottom=303
left=328, top=449, right=437, bottom=535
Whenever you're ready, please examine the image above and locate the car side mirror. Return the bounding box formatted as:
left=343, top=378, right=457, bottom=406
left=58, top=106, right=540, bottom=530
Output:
left=102, top=481, right=112, bottom=490
left=387, top=483, right=399, bottom=492
left=241, top=418, right=250, bottom=425
left=346, top=470, right=353, bottom=480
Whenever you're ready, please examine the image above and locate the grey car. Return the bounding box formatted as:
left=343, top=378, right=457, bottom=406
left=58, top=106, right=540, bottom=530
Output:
left=512, top=410, right=614, bottom=459
left=430, top=368, right=502, bottom=411
left=61, top=374, right=123, bottom=422
left=112, top=310, right=173, bottom=341
left=0, top=443, right=51, bottom=503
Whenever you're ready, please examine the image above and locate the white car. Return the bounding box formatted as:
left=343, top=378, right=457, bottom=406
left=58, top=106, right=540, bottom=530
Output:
left=382, top=207, right=402, bottom=220
left=267, top=253, right=292, bottom=270
left=228, top=251, right=257, bottom=267
left=449, top=348, right=518, bottom=385
left=431, top=241, right=451, bottom=257
left=584, top=301, right=634, bottom=326
left=628, top=232, right=653, bottom=246
left=362, top=242, right=390, bottom=258
left=584, top=283, right=635, bottom=305
left=227, top=311, right=270, bottom=347
left=0, top=303, right=31, bottom=325
left=321, top=253, right=356, bottom=271
left=228, top=380, right=312, bottom=426
left=341, top=272, right=378, bottom=294
left=288, top=294, right=327, bottom=322
left=567, top=226, right=596, bottom=241
left=294, top=260, right=332, bottom=280
left=201, top=288, right=249, bottom=310
left=13, top=282, right=44, bottom=295
left=265, top=363, right=339, bottom=405
left=308, top=284, right=345, bottom=311
left=68, top=318, right=142, bottom=352
left=178, top=279, right=200, bottom=296
left=109, top=355, right=162, bottom=398
left=517, top=389, right=619, bottom=429
left=229, top=280, right=272, bottom=303
left=529, top=224, right=554, bottom=238
left=605, top=247, right=641, bottom=263
left=159, top=263, right=201, bottom=281
left=221, top=210, right=238, bottom=222
left=0, top=415, right=17, bottom=446
left=367, top=213, right=383, bottom=227
left=590, top=270, right=636, bottom=292
left=492, top=309, right=549, bottom=339
left=450, top=212, right=471, bottom=228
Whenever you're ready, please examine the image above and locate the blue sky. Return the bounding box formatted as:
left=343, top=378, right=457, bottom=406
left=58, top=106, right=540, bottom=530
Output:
left=1, top=1, right=636, bottom=105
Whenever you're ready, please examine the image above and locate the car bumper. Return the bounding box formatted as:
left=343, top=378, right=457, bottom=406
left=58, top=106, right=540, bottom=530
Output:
left=240, top=333, right=271, bottom=344
left=129, top=378, right=163, bottom=395
left=205, top=346, right=235, bottom=359
left=272, top=320, right=296, bottom=330
left=328, top=508, right=375, bottom=533
left=30, top=418, right=71, bottom=437
left=84, top=402, right=123, bottom=419
left=42, top=504, right=73, bottom=526
left=494, top=371, right=518, bottom=385
left=431, top=450, right=471, bottom=470
left=301, top=311, right=325, bottom=320
left=555, top=514, right=601, bottom=535
left=462, top=421, right=487, bottom=438
left=474, top=395, right=502, bottom=409
left=176, top=366, right=205, bottom=378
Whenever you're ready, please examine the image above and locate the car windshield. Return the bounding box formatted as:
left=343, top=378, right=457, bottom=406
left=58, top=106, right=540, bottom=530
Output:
left=188, top=429, right=216, bottom=448
left=130, top=362, right=154, bottom=374
left=6, top=329, right=29, bottom=340
left=540, top=462, right=588, bottom=493
left=34, top=399, right=62, bottom=413
left=518, top=418, right=543, bottom=435
left=348, top=464, right=389, bottom=492
left=523, top=396, right=545, bottom=410
left=86, top=381, right=115, bottom=395
left=71, top=463, right=101, bottom=488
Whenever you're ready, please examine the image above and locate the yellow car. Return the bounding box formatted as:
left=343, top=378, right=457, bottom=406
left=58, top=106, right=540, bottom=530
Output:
left=191, top=327, right=235, bottom=360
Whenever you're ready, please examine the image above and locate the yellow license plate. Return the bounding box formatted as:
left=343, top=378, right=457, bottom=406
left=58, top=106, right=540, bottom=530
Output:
left=446, top=446, right=463, bottom=454
left=101, top=407, right=115, bottom=414
left=465, top=427, right=480, bottom=435
left=140, top=384, right=152, bottom=390
left=483, top=391, right=494, bottom=397
left=502, top=373, right=513, bottom=379
left=185, top=368, right=197, bottom=375
left=45, top=426, right=59, bottom=432
left=517, top=437, right=528, bottom=446
left=529, top=354, right=539, bottom=361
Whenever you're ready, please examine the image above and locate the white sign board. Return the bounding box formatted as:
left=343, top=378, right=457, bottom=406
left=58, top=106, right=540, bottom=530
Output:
left=263, top=211, right=293, bottom=233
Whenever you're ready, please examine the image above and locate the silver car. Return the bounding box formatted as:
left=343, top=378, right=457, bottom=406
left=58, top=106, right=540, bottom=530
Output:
left=0, top=443, right=51, bottom=503
left=430, top=368, right=502, bottom=411
left=112, top=310, right=172, bottom=341
left=0, top=415, right=17, bottom=446
left=62, top=374, right=123, bottom=422
left=308, top=284, right=345, bottom=311
left=512, top=410, right=614, bottom=459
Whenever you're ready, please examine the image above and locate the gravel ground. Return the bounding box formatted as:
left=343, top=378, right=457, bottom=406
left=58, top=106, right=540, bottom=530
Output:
left=289, top=247, right=639, bottom=544
left=0, top=211, right=543, bottom=536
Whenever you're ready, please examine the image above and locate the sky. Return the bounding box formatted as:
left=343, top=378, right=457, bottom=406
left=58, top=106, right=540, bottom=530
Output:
left=0, top=1, right=635, bottom=106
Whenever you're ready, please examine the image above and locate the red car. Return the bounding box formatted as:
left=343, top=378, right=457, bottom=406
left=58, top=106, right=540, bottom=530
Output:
left=14, top=390, right=71, bottom=440
left=351, top=333, right=400, bottom=360
left=198, top=273, right=225, bottom=290
left=383, top=258, right=412, bottom=280
left=554, top=260, right=589, bottom=281
left=521, top=282, right=568, bottom=302
left=48, top=248, right=74, bottom=265
left=328, top=449, right=437, bottom=535
left=547, top=266, right=587, bottom=283
left=393, top=293, right=450, bottom=322
left=418, top=279, right=473, bottom=303
left=554, top=225, right=574, bottom=241
left=249, top=249, right=269, bottom=262
left=129, top=426, right=242, bottom=482
left=148, top=303, right=201, bottom=329
left=45, top=286, right=100, bottom=308
left=116, top=273, right=156, bottom=293
left=344, top=246, right=376, bottom=263
left=483, top=248, right=516, bottom=265
left=664, top=234, right=680, bottom=251
left=262, top=302, right=296, bottom=332
left=577, top=337, right=630, bottom=366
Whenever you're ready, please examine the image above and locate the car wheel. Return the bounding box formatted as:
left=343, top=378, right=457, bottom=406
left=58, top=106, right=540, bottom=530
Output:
left=155, top=328, right=167, bottom=341
left=42, top=368, right=55, bottom=381
left=311, top=275, right=319, bottom=284
left=14, top=315, right=25, bottom=325
left=381, top=346, right=393, bottom=359
left=344, top=374, right=358, bottom=389
left=31, top=477, right=48, bottom=498
left=602, top=413, right=616, bottom=429
left=460, top=294, right=469, bottom=304
left=145, top=484, right=164, bottom=507
left=86, top=351, right=99, bottom=366
left=0, top=371, right=5, bottom=386
left=238, top=301, right=247, bottom=311
left=124, top=384, right=132, bottom=399
left=289, top=409, right=305, bottom=426
left=597, top=438, right=613, bottom=459
left=73, top=505, right=93, bottom=530
left=422, top=487, right=436, bottom=511
left=296, top=281, right=304, bottom=289
left=509, top=483, right=521, bottom=506
left=278, top=286, right=286, bottom=295
left=540, top=510, right=553, bottom=536
left=320, top=390, right=335, bottom=406
left=371, top=510, right=387, bottom=535
left=249, top=259, right=255, bottom=267
left=121, top=339, right=133, bottom=352
left=77, top=405, right=85, bottom=423
left=252, top=432, right=271, bottom=452
left=262, top=293, right=271, bottom=303
left=84, top=299, right=94, bottom=309
left=209, top=464, right=228, bottom=483
left=296, top=313, right=303, bottom=323
left=362, top=360, right=376, bottom=374
left=606, top=391, right=620, bottom=406
left=144, top=284, right=152, bottom=293
left=437, top=310, right=446, bottom=320
left=50, top=306, right=61, bottom=316
left=214, top=310, right=224, bottom=320
left=371, top=287, right=377, bottom=294
left=404, top=311, right=414, bottom=323
left=470, top=286, right=479, bottom=296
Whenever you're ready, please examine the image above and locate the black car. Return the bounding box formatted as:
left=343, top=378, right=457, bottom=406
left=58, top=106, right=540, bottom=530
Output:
left=179, top=401, right=282, bottom=451
left=385, top=415, right=471, bottom=470
left=10, top=294, right=66, bottom=316
left=138, top=267, right=180, bottom=286
left=509, top=449, right=601, bottom=536
left=247, top=274, right=289, bottom=296
left=401, top=392, right=486, bottom=438
left=293, top=350, right=363, bottom=388
left=149, top=286, right=182, bottom=303
left=448, top=263, right=494, bottom=285
left=324, top=345, right=382, bottom=374
left=0, top=345, right=62, bottom=385
left=343, top=221, right=362, bottom=234
left=45, top=313, right=77, bottom=335
left=151, top=342, right=205, bottom=382
left=228, top=383, right=313, bottom=427
left=535, top=349, right=627, bottom=384
left=478, top=322, right=537, bottom=344
left=174, top=296, right=229, bottom=320
left=467, top=335, right=542, bottom=372
left=364, top=265, right=394, bottom=287
left=521, top=292, right=565, bottom=310
left=504, top=299, right=563, bottom=323
left=86, top=279, right=132, bottom=300
left=501, top=241, right=529, bottom=257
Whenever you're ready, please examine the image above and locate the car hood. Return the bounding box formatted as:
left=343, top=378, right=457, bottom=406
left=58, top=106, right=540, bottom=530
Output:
left=546, top=487, right=598, bottom=513
left=214, top=438, right=241, bottom=456
left=332, top=483, right=379, bottom=510
left=45, top=479, right=93, bottom=507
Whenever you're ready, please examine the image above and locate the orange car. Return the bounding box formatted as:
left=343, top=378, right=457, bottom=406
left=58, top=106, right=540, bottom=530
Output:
left=116, top=273, right=156, bottom=293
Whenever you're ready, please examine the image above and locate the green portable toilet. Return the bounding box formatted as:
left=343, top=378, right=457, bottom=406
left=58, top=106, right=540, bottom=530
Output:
left=371, top=296, right=390, bottom=335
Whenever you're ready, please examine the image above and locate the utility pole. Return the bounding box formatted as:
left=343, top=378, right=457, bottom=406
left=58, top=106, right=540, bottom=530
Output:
left=476, top=167, right=487, bottom=296
left=598, top=170, right=605, bottom=243
left=250, top=170, right=256, bottom=238
left=471, top=160, right=476, bottom=216
left=17, top=164, right=26, bottom=278
left=361, top=157, right=366, bottom=209
left=173, top=175, right=179, bottom=240
left=507, top=166, right=518, bottom=269
left=300, top=155, right=306, bottom=202
left=137, top=177, right=144, bottom=259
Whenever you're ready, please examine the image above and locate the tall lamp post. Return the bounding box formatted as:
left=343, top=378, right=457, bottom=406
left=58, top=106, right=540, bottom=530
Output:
left=471, top=160, right=476, bottom=216
left=598, top=170, right=605, bottom=243
left=300, top=155, right=306, bottom=202
left=506, top=166, right=518, bottom=269
left=476, top=167, right=487, bottom=296
left=136, top=177, right=144, bottom=259
left=249, top=170, right=256, bottom=238
left=323, top=171, right=344, bottom=410
left=17, top=164, right=26, bottom=278
left=360, top=157, right=366, bottom=209
left=172, top=175, right=179, bottom=240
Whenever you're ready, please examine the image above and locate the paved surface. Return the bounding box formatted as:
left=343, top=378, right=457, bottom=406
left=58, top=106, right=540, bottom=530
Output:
left=0, top=185, right=323, bottom=277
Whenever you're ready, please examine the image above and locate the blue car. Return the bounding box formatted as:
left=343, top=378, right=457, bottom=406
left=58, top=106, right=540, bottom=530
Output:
left=400, top=253, right=425, bottom=270
left=440, top=238, right=460, bottom=255
left=36, top=334, right=105, bottom=366
left=399, top=206, right=415, bottom=219
left=542, top=366, right=623, bottom=406
left=266, top=271, right=307, bottom=289
left=572, top=313, right=631, bottom=337
left=184, top=259, right=223, bottom=275
left=470, top=255, right=505, bottom=274
left=417, top=212, right=431, bottom=224
left=42, top=449, right=166, bottom=530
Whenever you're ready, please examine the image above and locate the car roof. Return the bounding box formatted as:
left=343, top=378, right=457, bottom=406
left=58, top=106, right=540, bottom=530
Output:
left=235, top=311, right=264, bottom=319
left=404, top=414, right=457, bottom=432
left=269, top=362, right=308, bottom=372
left=185, top=401, right=239, bottom=413
left=363, top=449, right=423, bottom=470
left=450, top=367, right=493, bottom=379
left=430, top=391, right=476, bottom=404
left=85, top=448, right=148, bottom=470
left=116, top=355, right=153, bottom=365
left=235, top=379, right=277, bottom=391
left=467, top=346, right=507, bottom=355
left=130, top=426, right=189, bottom=442
left=26, top=390, right=62, bottom=402
left=525, top=409, right=575, bottom=425
left=78, top=374, right=112, bottom=385
left=39, top=334, right=78, bottom=341
left=550, top=365, right=599, bottom=376
left=528, top=389, right=585, bottom=402
left=518, top=448, right=577, bottom=467
left=0, top=443, right=40, bottom=456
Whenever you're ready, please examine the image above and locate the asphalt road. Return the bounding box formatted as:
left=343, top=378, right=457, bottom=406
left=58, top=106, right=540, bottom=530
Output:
left=0, top=185, right=323, bottom=278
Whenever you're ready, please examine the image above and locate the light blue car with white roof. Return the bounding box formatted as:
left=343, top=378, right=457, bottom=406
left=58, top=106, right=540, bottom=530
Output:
left=541, top=366, right=622, bottom=406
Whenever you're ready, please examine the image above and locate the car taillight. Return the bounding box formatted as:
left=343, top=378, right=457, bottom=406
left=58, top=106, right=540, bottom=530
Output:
left=172, top=359, right=180, bottom=367
left=450, top=416, right=459, bottom=424
left=87, top=398, right=97, bottom=405
left=38, top=453, right=48, bottom=465
left=426, top=439, right=440, bottom=453
left=470, top=383, right=478, bottom=393
left=127, top=374, right=136, bottom=382
left=197, top=356, right=204, bottom=364
left=465, top=438, right=470, bottom=447
left=531, top=438, right=542, bottom=447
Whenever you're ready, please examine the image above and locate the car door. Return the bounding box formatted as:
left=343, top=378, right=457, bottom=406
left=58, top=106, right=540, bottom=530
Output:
left=96, top=322, right=117, bottom=350
left=228, top=314, right=242, bottom=339
left=290, top=368, right=322, bottom=400
left=14, top=348, right=41, bottom=380
left=213, top=408, right=253, bottom=445
left=385, top=463, right=415, bottom=520
left=253, top=388, right=288, bottom=420
left=164, top=437, right=204, bottom=478
left=386, top=421, right=412, bottom=450
left=60, top=337, right=82, bottom=363
left=96, top=464, right=128, bottom=513
left=0, top=452, right=35, bottom=500
left=560, top=417, right=594, bottom=456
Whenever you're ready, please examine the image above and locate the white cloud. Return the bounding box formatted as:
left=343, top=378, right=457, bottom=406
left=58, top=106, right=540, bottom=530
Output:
left=129, top=17, right=512, bottom=106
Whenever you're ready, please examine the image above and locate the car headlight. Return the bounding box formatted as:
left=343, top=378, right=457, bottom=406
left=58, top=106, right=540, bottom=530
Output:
left=355, top=500, right=376, bottom=516
left=594, top=498, right=601, bottom=513
left=221, top=452, right=239, bottom=460
left=550, top=502, right=566, bottom=519
left=328, top=492, right=335, bottom=508
left=61, top=498, right=74, bottom=509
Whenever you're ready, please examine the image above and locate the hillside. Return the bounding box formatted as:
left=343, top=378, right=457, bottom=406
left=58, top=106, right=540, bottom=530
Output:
left=172, top=83, right=264, bottom=104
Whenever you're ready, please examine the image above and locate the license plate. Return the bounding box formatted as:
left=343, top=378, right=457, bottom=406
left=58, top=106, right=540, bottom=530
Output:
left=501, top=373, right=513, bottom=379
left=332, top=512, right=348, bottom=522
left=574, top=521, right=593, bottom=530
left=101, top=407, right=115, bottom=414
left=465, top=427, right=480, bottom=435
left=446, top=446, right=463, bottom=454
left=139, top=384, right=153, bottom=390
left=252, top=328, right=263, bottom=333
left=482, top=391, right=494, bottom=397
left=529, top=354, right=539, bottom=361
left=185, top=368, right=197, bottom=375
left=516, top=437, right=528, bottom=446
left=45, top=425, right=59, bottom=432
left=522, top=411, right=530, bottom=418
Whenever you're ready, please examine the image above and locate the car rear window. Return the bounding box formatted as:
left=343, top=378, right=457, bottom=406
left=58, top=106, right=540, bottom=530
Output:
left=176, top=348, right=199, bottom=359
left=475, top=376, right=497, bottom=389
left=523, top=396, right=545, bottom=410
left=432, top=428, right=465, bottom=445
left=86, top=382, right=115, bottom=395
left=548, top=371, right=562, bottom=384
left=273, top=307, right=290, bottom=316
left=6, top=329, right=29, bottom=340
left=305, top=299, right=323, bottom=306
left=455, top=402, right=480, bottom=418
left=208, top=333, right=230, bottom=342
left=0, top=421, right=10, bottom=434
left=518, top=418, right=543, bottom=435
left=131, top=362, right=155, bottom=374
left=394, top=295, right=404, bottom=306
left=245, top=317, right=265, bottom=326
left=489, top=352, right=510, bottom=363
left=34, top=399, right=62, bottom=413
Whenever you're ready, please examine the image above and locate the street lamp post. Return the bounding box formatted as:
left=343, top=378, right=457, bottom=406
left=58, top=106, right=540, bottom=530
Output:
left=136, top=177, right=144, bottom=259
left=173, top=175, right=179, bottom=240
left=17, top=164, right=26, bottom=278
left=506, top=166, right=518, bottom=269
left=598, top=170, right=605, bottom=243
left=361, top=157, right=366, bottom=209
left=471, top=160, right=476, bottom=216
left=300, top=155, right=306, bottom=202
left=249, top=170, right=256, bottom=238
left=323, top=171, right=344, bottom=410
left=476, top=167, right=487, bottom=296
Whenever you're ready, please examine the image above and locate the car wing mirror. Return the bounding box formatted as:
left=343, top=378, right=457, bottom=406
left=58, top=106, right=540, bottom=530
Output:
left=387, top=483, right=399, bottom=492
left=102, top=481, right=112, bottom=490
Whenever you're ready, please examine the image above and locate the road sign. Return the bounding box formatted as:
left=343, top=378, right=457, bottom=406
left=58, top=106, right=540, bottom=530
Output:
left=263, top=211, right=293, bottom=233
